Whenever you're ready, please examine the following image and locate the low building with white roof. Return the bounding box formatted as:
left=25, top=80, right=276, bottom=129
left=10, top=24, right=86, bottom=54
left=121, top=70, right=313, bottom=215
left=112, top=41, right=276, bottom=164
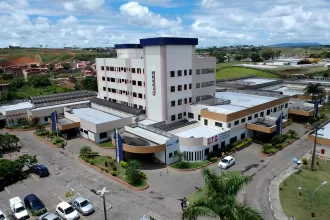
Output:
left=308, top=122, right=330, bottom=159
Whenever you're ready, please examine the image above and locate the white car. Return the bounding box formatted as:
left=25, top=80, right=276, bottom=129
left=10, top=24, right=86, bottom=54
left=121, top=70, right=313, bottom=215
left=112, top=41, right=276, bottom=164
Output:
left=218, top=156, right=235, bottom=169
left=56, top=202, right=80, bottom=220
left=0, top=209, right=7, bottom=220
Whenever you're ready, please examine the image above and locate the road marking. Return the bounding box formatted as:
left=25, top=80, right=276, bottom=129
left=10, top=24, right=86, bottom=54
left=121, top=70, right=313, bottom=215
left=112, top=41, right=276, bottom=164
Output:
left=31, top=174, right=40, bottom=182
left=20, top=181, right=26, bottom=188
left=58, top=196, right=65, bottom=202
left=4, top=187, right=10, bottom=194
left=77, top=192, right=81, bottom=195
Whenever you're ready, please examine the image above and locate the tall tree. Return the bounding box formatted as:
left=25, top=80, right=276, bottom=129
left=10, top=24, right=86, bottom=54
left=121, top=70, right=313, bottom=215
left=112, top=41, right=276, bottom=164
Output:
left=80, top=76, right=98, bottom=91
left=303, top=83, right=325, bottom=103
left=250, top=53, right=262, bottom=63
left=182, top=167, right=262, bottom=220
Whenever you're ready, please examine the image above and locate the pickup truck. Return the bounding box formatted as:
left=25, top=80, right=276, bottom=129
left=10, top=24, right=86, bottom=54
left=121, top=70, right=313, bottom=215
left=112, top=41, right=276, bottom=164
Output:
left=9, top=197, right=30, bottom=220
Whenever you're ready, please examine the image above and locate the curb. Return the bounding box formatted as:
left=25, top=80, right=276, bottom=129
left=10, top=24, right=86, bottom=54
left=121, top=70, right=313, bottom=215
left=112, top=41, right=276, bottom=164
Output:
left=4, top=125, right=51, bottom=132
left=33, top=134, right=67, bottom=149
left=78, top=157, right=149, bottom=191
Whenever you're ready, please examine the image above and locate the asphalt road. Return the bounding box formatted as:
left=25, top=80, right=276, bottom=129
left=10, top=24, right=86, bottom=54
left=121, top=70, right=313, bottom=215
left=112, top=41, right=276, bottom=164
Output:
left=238, top=133, right=312, bottom=220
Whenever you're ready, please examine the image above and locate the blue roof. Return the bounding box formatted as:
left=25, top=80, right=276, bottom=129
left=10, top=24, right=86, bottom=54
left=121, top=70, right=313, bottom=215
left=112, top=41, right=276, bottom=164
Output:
left=140, top=37, right=198, bottom=46
left=114, top=44, right=142, bottom=49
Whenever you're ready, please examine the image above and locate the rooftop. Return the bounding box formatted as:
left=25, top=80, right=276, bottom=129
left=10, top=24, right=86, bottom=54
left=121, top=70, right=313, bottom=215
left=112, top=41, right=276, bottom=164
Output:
left=130, top=127, right=169, bottom=144
left=317, top=123, right=330, bottom=140
left=140, top=37, right=198, bottom=46
left=91, top=98, right=145, bottom=116
left=301, top=80, right=330, bottom=85
left=114, top=44, right=142, bottom=49
left=0, top=101, right=33, bottom=112
left=139, top=119, right=157, bottom=126
left=175, top=125, right=221, bottom=138
left=272, top=86, right=304, bottom=96
left=72, top=108, right=121, bottom=124
left=58, top=118, right=75, bottom=125
left=242, top=78, right=276, bottom=85
left=31, top=100, right=90, bottom=111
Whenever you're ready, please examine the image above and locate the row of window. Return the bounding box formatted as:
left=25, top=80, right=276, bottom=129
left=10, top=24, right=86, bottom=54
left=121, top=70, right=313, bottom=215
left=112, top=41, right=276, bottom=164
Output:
left=100, top=66, right=144, bottom=74
left=103, top=97, right=145, bottom=109
left=171, top=112, right=187, bottom=121
left=170, top=84, right=192, bottom=92
left=101, top=77, right=145, bottom=87
left=196, top=68, right=215, bottom=75
left=170, top=69, right=192, bottom=77
left=170, top=98, right=193, bottom=107
left=102, top=87, right=145, bottom=99
left=196, top=81, right=215, bottom=88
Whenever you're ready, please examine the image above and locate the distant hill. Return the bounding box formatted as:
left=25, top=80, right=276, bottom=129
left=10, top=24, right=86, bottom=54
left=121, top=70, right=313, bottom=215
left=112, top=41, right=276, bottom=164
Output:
left=269, top=42, right=322, bottom=48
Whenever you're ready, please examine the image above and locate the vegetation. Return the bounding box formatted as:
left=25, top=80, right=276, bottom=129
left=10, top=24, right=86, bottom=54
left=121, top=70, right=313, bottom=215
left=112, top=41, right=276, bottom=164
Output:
left=75, top=76, right=98, bottom=91
left=216, top=67, right=280, bottom=79
left=125, top=160, right=144, bottom=186
left=183, top=167, right=262, bottom=220
left=171, top=160, right=210, bottom=170
left=79, top=146, right=93, bottom=156
left=98, top=140, right=115, bottom=148
left=304, top=83, right=325, bottom=103
left=262, top=133, right=297, bottom=154
left=0, top=159, right=24, bottom=182
left=34, top=129, right=66, bottom=147
left=0, top=134, right=20, bottom=153
left=307, top=114, right=328, bottom=126
left=280, top=160, right=330, bottom=220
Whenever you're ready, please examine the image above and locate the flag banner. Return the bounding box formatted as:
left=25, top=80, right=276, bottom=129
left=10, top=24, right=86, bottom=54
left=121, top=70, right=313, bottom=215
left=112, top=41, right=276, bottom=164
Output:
left=114, top=128, right=124, bottom=162
left=50, top=111, right=58, bottom=131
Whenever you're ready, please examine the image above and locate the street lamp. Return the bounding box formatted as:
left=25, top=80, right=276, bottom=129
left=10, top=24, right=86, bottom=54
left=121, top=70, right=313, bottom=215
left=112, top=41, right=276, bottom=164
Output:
left=298, top=181, right=327, bottom=220
left=97, top=187, right=110, bottom=220
left=307, top=123, right=324, bottom=171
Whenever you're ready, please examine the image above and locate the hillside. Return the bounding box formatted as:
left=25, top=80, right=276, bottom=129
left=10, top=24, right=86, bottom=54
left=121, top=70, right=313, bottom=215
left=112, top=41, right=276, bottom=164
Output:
left=216, top=66, right=280, bottom=79
left=269, top=42, right=321, bottom=48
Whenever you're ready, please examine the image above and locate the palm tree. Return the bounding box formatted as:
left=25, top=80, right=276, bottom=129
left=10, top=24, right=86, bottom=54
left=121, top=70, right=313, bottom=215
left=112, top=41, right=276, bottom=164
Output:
left=182, top=167, right=262, bottom=220
left=303, top=83, right=325, bottom=103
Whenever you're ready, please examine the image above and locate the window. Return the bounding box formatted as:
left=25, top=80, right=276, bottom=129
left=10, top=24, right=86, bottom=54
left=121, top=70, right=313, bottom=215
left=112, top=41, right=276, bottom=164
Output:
left=204, top=148, right=209, bottom=156
left=133, top=92, right=137, bottom=97
left=44, top=117, right=48, bottom=122
left=234, top=120, right=239, bottom=125
left=178, top=70, right=182, bottom=76
left=273, top=107, right=277, bottom=112
left=111, top=78, right=115, bottom=82
left=138, top=81, right=142, bottom=86
left=178, top=113, right=182, bottom=119
left=106, top=77, right=110, bottom=82
left=131, top=68, right=136, bottom=73
left=111, top=88, right=116, bottom=93
left=178, top=85, right=182, bottom=91
left=198, top=115, right=201, bottom=120
left=134, top=104, right=137, bottom=108
left=138, top=93, right=142, bottom=98
left=108, top=88, right=111, bottom=92
left=204, top=119, right=208, bottom=126
left=101, top=66, right=104, bottom=70
left=171, top=86, right=175, bottom=92
left=189, top=69, right=192, bottom=75
left=178, top=99, right=182, bottom=105
left=215, top=122, right=222, bottom=127
left=189, top=97, right=192, bottom=103
left=132, top=80, right=136, bottom=86
left=213, top=144, right=219, bottom=152
left=267, top=109, right=271, bottom=115
left=228, top=123, right=231, bottom=128
left=184, top=84, right=187, bottom=90
left=110, top=66, right=114, bottom=71
left=171, top=101, right=175, bottom=107
left=100, top=132, right=107, bottom=139
left=137, top=68, right=141, bottom=73
left=189, top=83, right=192, bottom=89
left=254, top=113, right=258, bottom=118
left=104, top=96, right=107, bottom=99
left=171, top=115, right=176, bottom=121
left=285, top=103, right=288, bottom=108
left=260, top=112, right=264, bottom=117
left=103, top=87, right=106, bottom=91
left=169, top=153, right=173, bottom=158
left=184, top=70, right=187, bottom=76
left=170, top=71, right=175, bottom=77
left=241, top=133, right=246, bottom=139
left=188, top=112, right=194, bottom=119
left=184, top=98, right=187, bottom=104
left=183, top=112, right=186, bottom=116
left=196, top=83, right=200, bottom=88
left=196, top=69, right=200, bottom=75
left=106, top=66, right=109, bottom=71
left=102, top=76, right=105, bottom=81
left=241, top=118, right=246, bottom=123
left=230, top=137, right=237, bottom=144
left=248, top=116, right=252, bottom=120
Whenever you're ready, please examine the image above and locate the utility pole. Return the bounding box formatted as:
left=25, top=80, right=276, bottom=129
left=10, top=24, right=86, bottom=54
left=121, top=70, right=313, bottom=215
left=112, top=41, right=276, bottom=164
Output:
left=97, top=187, right=110, bottom=220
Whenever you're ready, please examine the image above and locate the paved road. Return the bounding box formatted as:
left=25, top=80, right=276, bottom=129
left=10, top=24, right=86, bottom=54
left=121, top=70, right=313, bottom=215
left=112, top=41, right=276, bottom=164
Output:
left=239, top=133, right=312, bottom=220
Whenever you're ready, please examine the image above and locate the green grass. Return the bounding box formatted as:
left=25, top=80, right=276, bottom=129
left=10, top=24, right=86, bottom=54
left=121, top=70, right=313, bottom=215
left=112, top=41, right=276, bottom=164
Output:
left=216, top=67, right=280, bottom=79
left=280, top=160, right=330, bottom=220
left=98, top=140, right=115, bottom=148
left=188, top=171, right=240, bottom=203
left=80, top=156, right=148, bottom=188
left=14, top=84, right=72, bottom=99
left=320, top=103, right=330, bottom=114
left=171, top=160, right=210, bottom=169
left=216, top=62, right=248, bottom=68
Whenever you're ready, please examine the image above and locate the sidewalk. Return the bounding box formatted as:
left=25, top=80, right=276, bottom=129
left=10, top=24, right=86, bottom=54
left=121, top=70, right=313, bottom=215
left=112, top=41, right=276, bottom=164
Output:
left=269, top=150, right=312, bottom=220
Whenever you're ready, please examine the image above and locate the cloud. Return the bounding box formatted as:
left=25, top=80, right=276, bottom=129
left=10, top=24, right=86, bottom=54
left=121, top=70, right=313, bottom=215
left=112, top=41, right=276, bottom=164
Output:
left=57, top=15, right=78, bottom=25
left=119, top=1, right=181, bottom=28
left=63, top=0, right=104, bottom=11
left=200, top=0, right=222, bottom=9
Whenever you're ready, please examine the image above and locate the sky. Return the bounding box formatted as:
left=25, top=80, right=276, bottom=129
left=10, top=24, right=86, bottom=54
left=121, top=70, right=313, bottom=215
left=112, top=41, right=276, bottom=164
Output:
left=0, top=0, right=330, bottom=48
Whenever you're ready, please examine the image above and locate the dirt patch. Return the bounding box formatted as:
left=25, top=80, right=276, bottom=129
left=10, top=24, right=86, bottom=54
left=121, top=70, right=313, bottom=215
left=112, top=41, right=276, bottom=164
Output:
left=0, top=56, right=40, bottom=67
left=54, top=51, right=60, bottom=56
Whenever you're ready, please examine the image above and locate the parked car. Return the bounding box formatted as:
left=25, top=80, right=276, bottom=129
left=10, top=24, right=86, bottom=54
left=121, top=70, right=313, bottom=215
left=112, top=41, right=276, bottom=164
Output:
left=30, top=165, right=49, bottom=177
left=72, top=197, right=94, bottom=215
left=56, top=202, right=79, bottom=220
left=0, top=209, right=7, bottom=220
left=24, top=194, right=46, bottom=215
left=9, top=197, right=30, bottom=220
left=218, top=156, right=235, bottom=169
left=38, top=212, right=61, bottom=220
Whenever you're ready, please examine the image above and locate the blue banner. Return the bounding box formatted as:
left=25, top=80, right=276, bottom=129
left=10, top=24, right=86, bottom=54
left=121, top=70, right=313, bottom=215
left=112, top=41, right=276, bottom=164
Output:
left=275, top=112, right=283, bottom=136
left=114, top=128, right=124, bottom=162
left=50, top=111, right=58, bottom=131
left=314, top=100, right=319, bottom=118
left=319, top=96, right=323, bottom=105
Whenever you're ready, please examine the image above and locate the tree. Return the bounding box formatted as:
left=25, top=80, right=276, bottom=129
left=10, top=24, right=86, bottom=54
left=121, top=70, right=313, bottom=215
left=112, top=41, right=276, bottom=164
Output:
left=48, top=62, right=55, bottom=72
left=29, top=117, right=40, bottom=127
left=182, top=167, right=262, bottom=220
left=304, top=83, right=325, bottom=103
left=250, top=53, right=262, bottom=63
left=79, top=146, right=92, bottom=156
left=0, top=159, right=24, bottom=182
left=16, top=154, right=38, bottom=166
left=323, top=72, right=329, bottom=78
left=29, top=75, right=51, bottom=87
left=125, top=160, right=142, bottom=185
left=10, top=77, right=25, bottom=91
left=288, top=129, right=298, bottom=139
left=62, top=63, right=71, bottom=70
left=0, top=134, right=20, bottom=152
left=261, top=49, right=275, bottom=60
left=80, top=76, right=98, bottom=91
left=275, top=50, right=281, bottom=58
left=36, top=124, right=45, bottom=132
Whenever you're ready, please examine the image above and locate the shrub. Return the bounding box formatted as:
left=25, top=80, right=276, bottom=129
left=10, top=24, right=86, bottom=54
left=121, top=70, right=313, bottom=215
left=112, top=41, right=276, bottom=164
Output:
left=302, top=158, right=308, bottom=165
left=299, top=192, right=302, bottom=196
left=120, top=161, right=128, bottom=168
left=104, top=161, right=108, bottom=167
left=233, top=140, right=243, bottom=147
left=79, top=146, right=92, bottom=156
left=207, top=151, right=218, bottom=159
left=269, top=148, right=277, bottom=154
left=177, top=161, right=189, bottom=169
left=140, top=171, right=147, bottom=179
left=210, top=157, right=218, bottom=163
left=316, top=161, right=320, bottom=166
left=279, top=186, right=283, bottom=190
left=88, top=160, right=94, bottom=165
left=274, top=144, right=282, bottom=150
left=125, top=160, right=142, bottom=185
left=91, top=151, right=99, bottom=156
left=101, top=167, right=109, bottom=173
left=110, top=171, right=117, bottom=176
left=311, top=212, right=315, bottom=217
left=112, top=166, right=117, bottom=171
left=22, top=125, right=30, bottom=129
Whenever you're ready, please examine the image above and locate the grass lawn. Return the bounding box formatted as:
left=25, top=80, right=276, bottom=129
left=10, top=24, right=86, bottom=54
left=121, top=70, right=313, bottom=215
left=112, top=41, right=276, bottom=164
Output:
left=7, top=125, right=32, bottom=129
left=280, top=160, right=330, bottom=220
left=171, top=160, right=210, bottom=169
left=98, top=140, right=115, bottom=148
left=320, top=103, right=330, bottom=114
left=216, top=67, right=280, bottom=79
left=188, top=171, right=240, bottom=203
left=80, top=155, right=148, bottom=188
left=35, top=131, right=66, bottom=147
left=14, top=84, right=72, bottom=99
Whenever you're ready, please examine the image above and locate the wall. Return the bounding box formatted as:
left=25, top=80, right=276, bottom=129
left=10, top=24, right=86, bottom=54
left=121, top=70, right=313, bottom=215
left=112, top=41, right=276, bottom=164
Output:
left=116, top=48, right=143, bottom=59
left=64, top=111, right=81, bottom=122
left=91, top=102, right=134, bottom=118
left=165, top=137, right=180, bottom=165
left=155, top=151, right=166, bottom=164
left=96, top=116, right=134, bottom=134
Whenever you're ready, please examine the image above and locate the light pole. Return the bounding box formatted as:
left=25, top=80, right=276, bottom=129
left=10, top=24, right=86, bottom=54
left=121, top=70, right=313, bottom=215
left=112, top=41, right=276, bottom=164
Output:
left=298, top=181, right=327, bottom=220
left=97, top=187, right=110, bottom=220
left=307, top=123, right=324, bottom=171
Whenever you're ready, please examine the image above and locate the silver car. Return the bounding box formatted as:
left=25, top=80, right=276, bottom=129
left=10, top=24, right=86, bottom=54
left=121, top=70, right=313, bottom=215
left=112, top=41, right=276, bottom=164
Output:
left=38, top=212, right=61, bottom=220
left=72, top=197, right=94, bottom=215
